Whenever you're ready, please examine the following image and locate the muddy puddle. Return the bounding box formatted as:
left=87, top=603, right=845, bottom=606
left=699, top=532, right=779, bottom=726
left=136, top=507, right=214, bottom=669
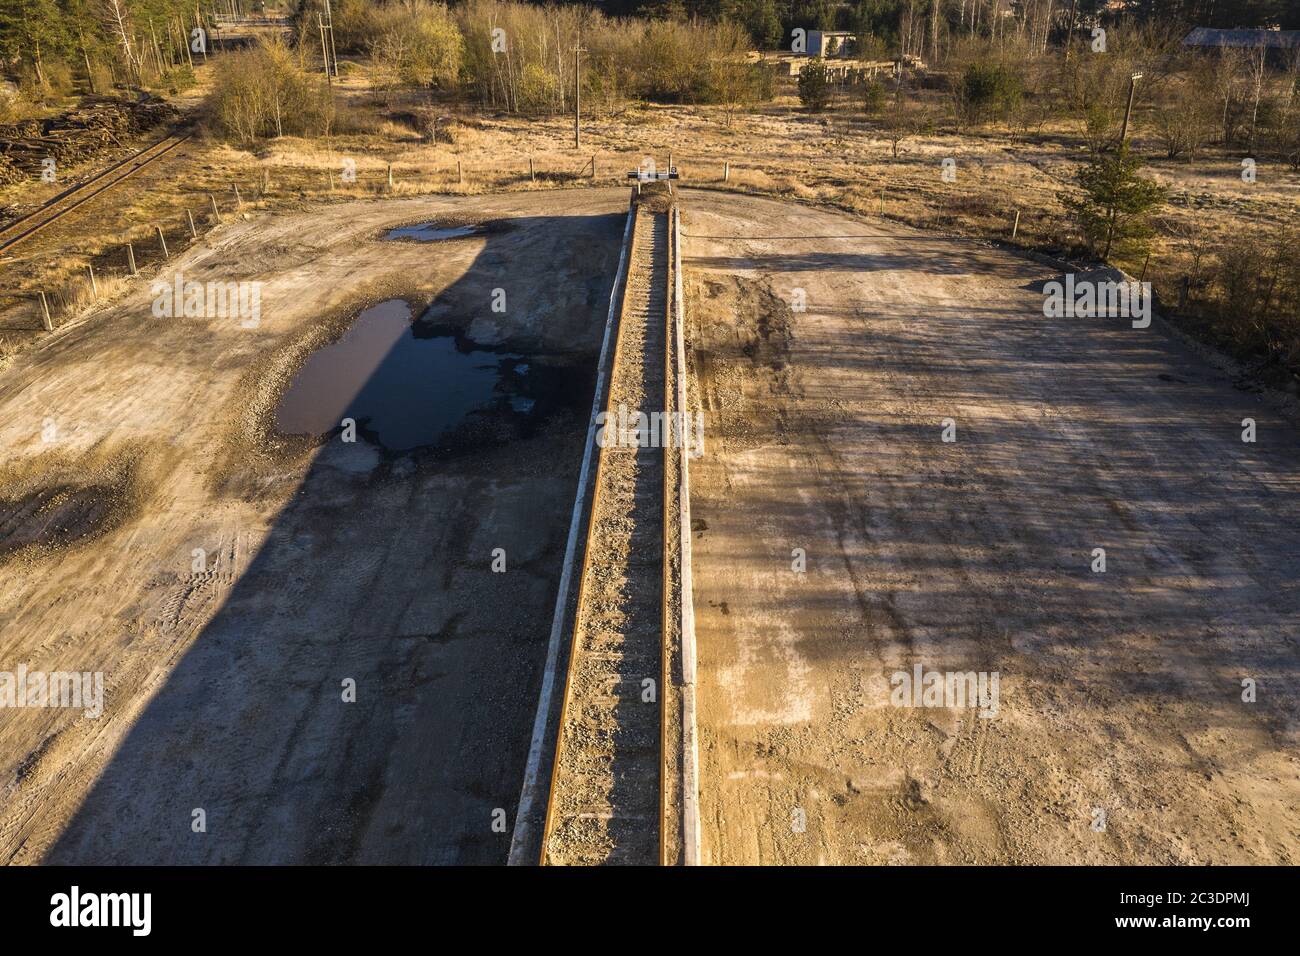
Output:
left=274, top=299, right=589, bottom=454
left=385, top=222, right=484, bottom=242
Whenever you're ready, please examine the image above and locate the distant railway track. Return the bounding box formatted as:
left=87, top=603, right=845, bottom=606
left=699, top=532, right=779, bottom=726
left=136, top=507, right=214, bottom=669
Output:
left=0, top=131, right=191, bottom=255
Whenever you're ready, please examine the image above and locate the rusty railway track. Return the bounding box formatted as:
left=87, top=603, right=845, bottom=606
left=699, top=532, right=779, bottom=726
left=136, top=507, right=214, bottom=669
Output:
left=538, top=200, right=675, bottom=865
left=0, top=131, right=191, bottom=255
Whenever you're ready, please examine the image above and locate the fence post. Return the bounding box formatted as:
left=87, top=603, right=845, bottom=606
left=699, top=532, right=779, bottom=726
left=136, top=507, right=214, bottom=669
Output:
left=387, top=163, right=393, bottom=191
left=127, top=242, right=137, bottom=275
left=87, top=264, right=98, bottom=297
left=156, top=225, right=169, bottom=259
left=529, top=156, right=535, bottom=182
left=723, top=161, right=729, bottom=182
left=457, top=160, right=463, bottom=185
left=591, top=154, right=596, bottom=179
left=39, top=291, right=53, bottom=331
left=187, top=209, right=198, bottom=238
left=232, top=182, right=242, bottom=207
left=1011, top=209, right=1021, bottom=240
left=210, top=194, right=221, bottom=224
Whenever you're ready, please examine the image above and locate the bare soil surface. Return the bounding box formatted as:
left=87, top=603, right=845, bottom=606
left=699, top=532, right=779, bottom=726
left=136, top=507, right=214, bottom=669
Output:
left=0, top=188, right=626, bottom=864
left=682, top=188, right=1300, bottom=865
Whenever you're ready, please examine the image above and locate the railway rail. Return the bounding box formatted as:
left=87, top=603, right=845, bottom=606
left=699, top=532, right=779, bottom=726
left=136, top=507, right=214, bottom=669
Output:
left=535, top=194, right=685, bottom=865
left=539, top=201, right=669, bottom=865
left=0, top=131, right=191, bottom=255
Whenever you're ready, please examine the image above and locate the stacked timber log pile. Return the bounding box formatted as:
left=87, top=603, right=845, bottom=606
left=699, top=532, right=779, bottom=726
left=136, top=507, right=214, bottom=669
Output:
left=0, top=96, right=178, bottom=177
left=0, top=154, right=21, bottom=186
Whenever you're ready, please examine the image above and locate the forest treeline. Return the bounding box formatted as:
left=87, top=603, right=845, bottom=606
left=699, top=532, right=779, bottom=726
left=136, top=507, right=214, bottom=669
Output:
left=3, top=0, right=1297, bottom=107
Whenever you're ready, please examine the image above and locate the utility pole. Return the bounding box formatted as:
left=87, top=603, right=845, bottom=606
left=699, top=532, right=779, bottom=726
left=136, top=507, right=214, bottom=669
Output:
left=573, top=42, right=586, bottom=149
left=1120, top=72, right=1142, bottom=144
left=1103, top=73, right=1143, bottom=261
left=324, top=0, right=340, bottom=77
left=318, top=15, right=332, bottom=86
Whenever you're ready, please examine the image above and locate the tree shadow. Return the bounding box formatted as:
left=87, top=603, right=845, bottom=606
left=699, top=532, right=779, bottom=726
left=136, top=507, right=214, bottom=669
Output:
left=44, top=211, right=625, bottom=864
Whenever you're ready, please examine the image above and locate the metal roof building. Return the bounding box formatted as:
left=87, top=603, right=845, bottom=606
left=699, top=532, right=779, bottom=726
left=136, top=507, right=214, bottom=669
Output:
left=1182, top=27, right=1300, bottom=49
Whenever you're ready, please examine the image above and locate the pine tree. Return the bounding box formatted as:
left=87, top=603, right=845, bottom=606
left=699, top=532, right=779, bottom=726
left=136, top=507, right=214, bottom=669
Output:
left=0, top=0, right=72, bottom=86
left=1061, top=143, right=1168, bottom=260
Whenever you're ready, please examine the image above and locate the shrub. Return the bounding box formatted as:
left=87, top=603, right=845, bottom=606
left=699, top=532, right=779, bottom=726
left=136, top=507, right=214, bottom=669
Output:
left=1060, top=143, right=1168, bottom=260
left=956, top=60, right=1023, bottom=125
left=877, top=99, right=935, bottom=158
left=370, top=1, right=462, bottom=91
left=328, top=0, right=380, bottom=53
left=861, top=77, right=885, bottom=114
left=1151, top=84, right=1215, bottom=159
left=517, top=62, right=561, bottom=114
left=798, top=58, right=833, bottom=112
left=456, top=3, right=765, bottom=114
left=1206, top=224, right=1300, bottom=373
left=209, top=38, right=335, bottom=144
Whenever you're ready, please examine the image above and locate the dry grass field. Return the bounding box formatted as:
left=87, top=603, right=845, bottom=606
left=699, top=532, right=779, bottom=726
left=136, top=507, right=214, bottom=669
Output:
left=4, top=54, right=1297, bottom=387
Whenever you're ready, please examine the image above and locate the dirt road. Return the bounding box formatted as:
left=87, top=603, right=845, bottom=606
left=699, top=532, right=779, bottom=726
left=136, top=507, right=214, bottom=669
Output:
left=682, top=189, right=1300, bottom=864
left=0, top=189, right=626, bottom=864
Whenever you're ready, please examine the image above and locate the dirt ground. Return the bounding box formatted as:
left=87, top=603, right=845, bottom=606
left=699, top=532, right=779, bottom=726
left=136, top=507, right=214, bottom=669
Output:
left=682, top=188, right=1300, bottom=865
left=0, top=188, right=624, bottom=863
left=3, top=180, right=1297, bottom=867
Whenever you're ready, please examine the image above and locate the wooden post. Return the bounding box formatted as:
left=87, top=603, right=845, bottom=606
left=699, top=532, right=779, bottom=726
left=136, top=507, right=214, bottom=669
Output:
left=39, top=292, right=53, bottom=331
left=328, top=170, right=335, bottom=191
left=1121, top=72, right=1142, bottom=144
left=187, top=209, right=198, bottom=238
left=232, top=183, right=242, bottom=206
left=126, top=242, right=138, bottom=275
left=457, top=160, right=463, bottom=185
left=723, top=161, right=730, bottom=182
left=387, top=163, right=393, bottom=191
left=156, top=225, right=169, bottom=259
left=880, top=189, right=885, bottom=214
left=529, top=156, right=535, bottom=181
left=87, top=264, right=98, bottom=297
left=209, top=194, right=221, bottom=223
left=591, top=154, right=596, bottom=179
left=668, top=150, right=673, bottom=171
left=1011, top=209, right=1021, bottom=239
